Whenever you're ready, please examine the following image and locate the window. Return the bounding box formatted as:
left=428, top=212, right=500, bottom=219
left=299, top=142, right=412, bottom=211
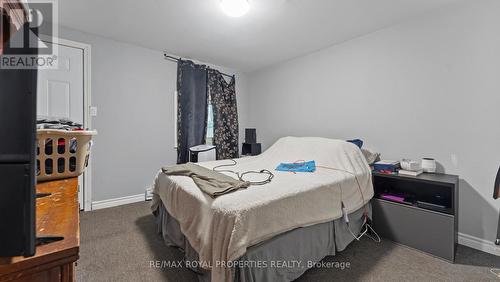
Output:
left=206, top=103, right=214, bottom=145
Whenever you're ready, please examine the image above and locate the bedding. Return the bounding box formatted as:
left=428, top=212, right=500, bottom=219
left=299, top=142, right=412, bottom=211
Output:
left=151, top=136, right=374, bottom=281
left=162, top=163, right=250, bottom=197
left=154, top=200, right=371, bottom=282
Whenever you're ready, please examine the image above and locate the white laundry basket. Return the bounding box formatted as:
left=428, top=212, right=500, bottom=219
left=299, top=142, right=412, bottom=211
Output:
left=36, top=129, right=97, bottom=182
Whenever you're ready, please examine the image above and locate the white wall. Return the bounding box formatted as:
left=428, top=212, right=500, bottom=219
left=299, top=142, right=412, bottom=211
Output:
left=58, top=26, right=249, bottom=203
left=247, top=0, right=500, bottom=245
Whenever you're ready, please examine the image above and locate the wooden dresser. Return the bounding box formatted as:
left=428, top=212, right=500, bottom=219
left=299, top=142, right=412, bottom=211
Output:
left=0, top=178, right=80, bottom=282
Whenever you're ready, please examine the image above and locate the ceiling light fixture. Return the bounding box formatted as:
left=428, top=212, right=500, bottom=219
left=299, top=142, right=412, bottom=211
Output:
left=220, top=0, right=249, bottom=17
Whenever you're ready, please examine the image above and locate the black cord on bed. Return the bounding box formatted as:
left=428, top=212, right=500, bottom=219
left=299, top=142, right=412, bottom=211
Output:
left=212, top=159, right=274, bottom=186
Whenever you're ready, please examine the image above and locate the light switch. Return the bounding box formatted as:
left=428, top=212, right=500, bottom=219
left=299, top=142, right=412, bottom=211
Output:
left=90, top=106, right=98, bottom=117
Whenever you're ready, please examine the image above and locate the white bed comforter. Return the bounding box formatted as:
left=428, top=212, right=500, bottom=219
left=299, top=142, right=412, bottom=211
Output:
left=151, top=137, right=374, bottom=281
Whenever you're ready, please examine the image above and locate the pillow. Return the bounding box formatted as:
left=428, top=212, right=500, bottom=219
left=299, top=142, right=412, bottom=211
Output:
left=361, top=148, right=380, bottom=165
left=347, top=139, right=363, bottom=149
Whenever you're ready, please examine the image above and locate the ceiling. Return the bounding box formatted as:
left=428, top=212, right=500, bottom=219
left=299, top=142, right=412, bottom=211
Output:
left=58, top=0, right=462, bottom=72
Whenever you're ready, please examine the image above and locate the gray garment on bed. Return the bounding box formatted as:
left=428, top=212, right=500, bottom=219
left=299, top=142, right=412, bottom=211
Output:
left=161, top=163, right=250, bottom=197
left=154, top=201, right=371, bottom=282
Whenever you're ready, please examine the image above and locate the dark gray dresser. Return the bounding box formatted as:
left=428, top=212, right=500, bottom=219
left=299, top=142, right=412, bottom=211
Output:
left=372, top=172, right=459, bottom=262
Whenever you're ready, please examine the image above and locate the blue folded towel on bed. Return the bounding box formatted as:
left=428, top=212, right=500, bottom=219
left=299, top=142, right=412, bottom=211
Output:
left=276, top=161, right=316, bottom=172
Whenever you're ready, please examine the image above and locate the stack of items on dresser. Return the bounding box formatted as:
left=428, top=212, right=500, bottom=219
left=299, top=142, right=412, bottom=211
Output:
left=372, top=159, right=424, bottom=176
left=372, top=160, right=400, bottom=174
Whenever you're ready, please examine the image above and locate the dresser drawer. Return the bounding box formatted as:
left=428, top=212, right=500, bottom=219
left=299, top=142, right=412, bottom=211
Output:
left=372, top=198, right=455, bottom=261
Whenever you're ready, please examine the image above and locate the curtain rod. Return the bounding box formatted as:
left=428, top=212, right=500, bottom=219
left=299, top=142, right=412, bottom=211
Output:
left=164, top=54, right=235, bottom=79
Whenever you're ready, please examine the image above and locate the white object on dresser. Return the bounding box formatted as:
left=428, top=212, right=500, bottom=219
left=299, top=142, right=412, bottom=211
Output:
left=398, top=169, right=424, bottom=177
left=421, top=158, right=437, bottom=173
left=400, top=159, right=421, bottom=171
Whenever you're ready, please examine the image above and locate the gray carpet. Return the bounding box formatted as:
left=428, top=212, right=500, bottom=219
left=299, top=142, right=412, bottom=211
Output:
left=76, top=202, right=500, bottom=282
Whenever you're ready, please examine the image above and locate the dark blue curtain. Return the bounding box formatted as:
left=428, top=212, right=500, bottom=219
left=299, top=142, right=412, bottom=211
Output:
left=176, top=60, right=208, bottom=164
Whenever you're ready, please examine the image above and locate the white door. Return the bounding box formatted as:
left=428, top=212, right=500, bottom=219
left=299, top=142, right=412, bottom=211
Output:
left=37, top=42, right=85, bottom=209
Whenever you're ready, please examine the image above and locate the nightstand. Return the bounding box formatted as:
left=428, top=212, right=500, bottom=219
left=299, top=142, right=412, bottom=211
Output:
left=371, top=171, right=459, bottom=262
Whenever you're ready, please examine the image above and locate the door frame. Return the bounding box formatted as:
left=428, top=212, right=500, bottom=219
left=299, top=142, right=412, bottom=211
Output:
left=43, top=37, right=93, bottom=211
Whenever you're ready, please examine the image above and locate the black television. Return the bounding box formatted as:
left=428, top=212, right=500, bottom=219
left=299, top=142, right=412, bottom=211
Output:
left=0, top=18, right=37, bottom=256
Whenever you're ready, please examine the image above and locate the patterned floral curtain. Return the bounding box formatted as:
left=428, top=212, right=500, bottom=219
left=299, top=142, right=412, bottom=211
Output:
left=207, top=69, right=239, bottom=160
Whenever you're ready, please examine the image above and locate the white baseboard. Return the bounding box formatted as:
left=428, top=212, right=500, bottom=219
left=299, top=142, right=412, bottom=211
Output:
left=92, top=194, right=145, bottom=210
left=458, top=232, right=500, bottom=256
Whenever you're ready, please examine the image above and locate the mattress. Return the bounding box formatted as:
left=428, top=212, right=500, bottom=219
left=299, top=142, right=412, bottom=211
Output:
left=151, top=137, right=374, bottom=281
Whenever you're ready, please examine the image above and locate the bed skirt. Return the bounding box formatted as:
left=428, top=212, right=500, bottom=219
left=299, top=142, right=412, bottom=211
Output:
left=153, top=201, right=371, bottom=282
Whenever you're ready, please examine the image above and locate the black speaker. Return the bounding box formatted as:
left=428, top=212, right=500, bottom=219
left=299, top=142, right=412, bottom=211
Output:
left=242, top=143, right=261, bottom=156
left=245, top=128, right=257, bottom=144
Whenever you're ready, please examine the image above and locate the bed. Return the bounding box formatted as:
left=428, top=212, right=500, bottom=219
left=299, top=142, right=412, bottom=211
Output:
left=151, top=137, right=374, bottom=281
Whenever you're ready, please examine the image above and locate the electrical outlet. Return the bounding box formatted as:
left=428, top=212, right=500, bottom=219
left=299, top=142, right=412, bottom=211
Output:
left=451, top=154, right=459, bottom=167
left=89, top=106, right=98, bottom=117
left=145, top=187, right=153, bottom=201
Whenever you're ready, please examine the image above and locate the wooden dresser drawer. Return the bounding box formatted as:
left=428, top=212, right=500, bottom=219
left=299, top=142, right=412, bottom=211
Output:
left=0, top=178, right=80, bottom=282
